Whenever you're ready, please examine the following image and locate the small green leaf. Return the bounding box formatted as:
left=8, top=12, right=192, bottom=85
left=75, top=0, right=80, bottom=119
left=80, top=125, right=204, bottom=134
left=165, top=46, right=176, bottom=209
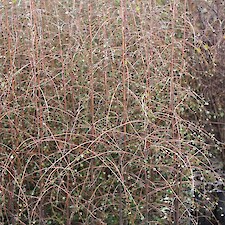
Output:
left=195, top=47, right=201, bottom=53
left=136, top=5, right=140, bottom=13
left=203, top=44, right=209, bottom=51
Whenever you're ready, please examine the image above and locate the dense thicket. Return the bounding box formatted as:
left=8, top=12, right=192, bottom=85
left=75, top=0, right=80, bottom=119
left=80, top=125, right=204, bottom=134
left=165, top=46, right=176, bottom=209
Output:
left=0, top=0, right=224, bottom=224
